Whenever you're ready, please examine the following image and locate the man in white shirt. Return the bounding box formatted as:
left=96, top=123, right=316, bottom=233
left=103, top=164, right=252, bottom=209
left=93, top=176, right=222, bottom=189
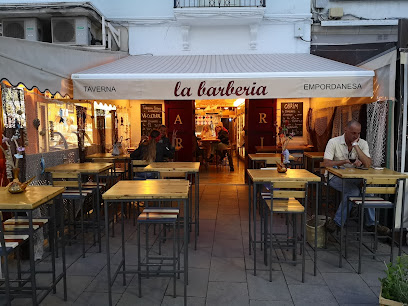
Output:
left=323, top=120, right=390, bottom=235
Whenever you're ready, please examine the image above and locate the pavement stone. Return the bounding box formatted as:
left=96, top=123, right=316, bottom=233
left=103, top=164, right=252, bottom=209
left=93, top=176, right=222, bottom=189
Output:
left=322, top=272, right=378, bottom=305
left=206, top=282, right=249, bottom=306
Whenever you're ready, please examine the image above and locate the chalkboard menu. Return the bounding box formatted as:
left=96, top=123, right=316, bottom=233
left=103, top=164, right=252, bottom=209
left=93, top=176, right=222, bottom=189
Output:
left=141, top=104, right=162, bottom=137
left=281, top=102, right=303, bottom=136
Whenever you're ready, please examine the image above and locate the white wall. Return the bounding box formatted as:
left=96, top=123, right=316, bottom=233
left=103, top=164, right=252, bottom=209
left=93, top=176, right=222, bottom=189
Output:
left=0, top=0, right=312, bottom=55
left=129, top=21, right=310, bottom=55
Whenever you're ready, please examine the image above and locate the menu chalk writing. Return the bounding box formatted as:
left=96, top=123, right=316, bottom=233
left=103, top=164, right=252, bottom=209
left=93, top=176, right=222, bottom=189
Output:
left=141, top=104, right=162, bottom=137
left=281, top=102, right=303, bottom=136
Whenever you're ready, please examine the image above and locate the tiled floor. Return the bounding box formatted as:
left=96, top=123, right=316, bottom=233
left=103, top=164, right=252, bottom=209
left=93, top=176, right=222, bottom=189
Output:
left=6, top=157, right=408, bottom=305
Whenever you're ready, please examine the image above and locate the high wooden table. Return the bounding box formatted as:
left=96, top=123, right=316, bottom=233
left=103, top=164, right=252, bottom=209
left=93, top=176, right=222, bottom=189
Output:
left=0, top=186, right=66, bottom=305
left=45, top=162, right=113, bottom=252
left=144, top=162, right=201, bottom=249
left=86, top=153, right=131, bottom=179
left=199, top=138, right=220, bottom=143
left=247, top=169, right=321, bottom=275
left=327, top=167, right=408, bottom=266
left=303, top=152, right=325, bottom=173
left=102, top=179, right=190, bottom=306
left=248, top=153, right=294, bottom=169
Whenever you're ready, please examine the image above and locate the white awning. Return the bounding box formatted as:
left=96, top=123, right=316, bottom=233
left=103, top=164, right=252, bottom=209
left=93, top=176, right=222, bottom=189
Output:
left=0, top=36, right=127, bottom=97
left=72, top=53, right=374, bottom=100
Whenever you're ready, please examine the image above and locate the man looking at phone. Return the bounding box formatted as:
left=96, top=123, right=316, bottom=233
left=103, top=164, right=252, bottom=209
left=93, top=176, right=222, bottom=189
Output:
left=323, top=120, right=389, bottom=235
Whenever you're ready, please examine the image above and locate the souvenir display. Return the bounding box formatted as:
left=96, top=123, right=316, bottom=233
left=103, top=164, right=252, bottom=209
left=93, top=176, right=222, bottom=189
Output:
left=1, top=87, right=26, bottom=129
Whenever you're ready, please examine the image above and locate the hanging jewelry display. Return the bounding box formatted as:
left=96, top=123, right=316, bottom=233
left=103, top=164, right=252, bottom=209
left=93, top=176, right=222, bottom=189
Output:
left=23, top=125, right=28, bottom=147
left=1, top=87, right=26, bottom=129
left=49, top=121, right=54, bottom=140
left=1, top=86, right=27, bottom=181
left=1, top=135, right=14, bottom=179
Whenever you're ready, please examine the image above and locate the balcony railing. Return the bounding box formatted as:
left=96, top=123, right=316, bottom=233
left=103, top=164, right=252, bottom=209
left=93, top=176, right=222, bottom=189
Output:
left=174, top=0, right=265, bottom=8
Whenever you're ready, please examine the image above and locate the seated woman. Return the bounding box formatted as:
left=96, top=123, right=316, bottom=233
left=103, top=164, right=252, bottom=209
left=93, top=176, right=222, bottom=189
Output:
left=131, top=129, right=176, bottom=178
left=131, top=129, right=175, bottom=162
left=199, top=124, right=213, bottom=161
left=200, top=124, right=212, bottom=139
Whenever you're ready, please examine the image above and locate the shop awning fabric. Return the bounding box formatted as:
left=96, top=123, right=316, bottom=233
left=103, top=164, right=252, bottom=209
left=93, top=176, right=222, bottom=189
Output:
left=72, top=53, right=374, bottom=100
left=0, top=36, right=126, bottom=97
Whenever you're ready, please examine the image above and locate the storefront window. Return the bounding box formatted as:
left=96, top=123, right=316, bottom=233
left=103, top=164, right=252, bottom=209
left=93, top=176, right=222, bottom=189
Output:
left=37, top=101, right=93, bottom=152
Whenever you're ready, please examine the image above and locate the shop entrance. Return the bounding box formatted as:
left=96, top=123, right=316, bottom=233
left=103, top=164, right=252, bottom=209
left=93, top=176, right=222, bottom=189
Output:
left=195, top=98, right=278, bottom=174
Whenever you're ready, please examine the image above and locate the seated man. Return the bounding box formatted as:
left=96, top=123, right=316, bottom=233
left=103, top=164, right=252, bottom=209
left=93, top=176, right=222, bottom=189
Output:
left=214, top=122, right=234, bottom=171
left=323, top=120, right=389, bottom=235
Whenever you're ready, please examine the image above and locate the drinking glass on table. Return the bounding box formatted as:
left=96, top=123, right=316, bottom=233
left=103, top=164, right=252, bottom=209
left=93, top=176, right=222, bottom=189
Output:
left=347, top=151, right=362, bottom=167
left=342, top=153, right=355, bottom=168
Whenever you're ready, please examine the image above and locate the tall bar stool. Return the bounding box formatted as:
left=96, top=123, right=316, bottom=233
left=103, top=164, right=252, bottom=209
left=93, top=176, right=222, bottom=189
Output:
left=137, top=207, right=185, bottom=300
left=92, top=158, right=121, bottom=188
left=130, top=160, right=159, bottom=227
left=261, top=181, right=308, bottom=282
left=0, top=208, right=63, bottom=305
left=50, top=172, right=95, bottom=257
left=347, top=177, right=403, bottom=273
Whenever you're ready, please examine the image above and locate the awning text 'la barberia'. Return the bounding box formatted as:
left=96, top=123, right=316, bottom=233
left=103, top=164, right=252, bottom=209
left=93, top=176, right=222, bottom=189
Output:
left=174, top=81, right=268, bottom=98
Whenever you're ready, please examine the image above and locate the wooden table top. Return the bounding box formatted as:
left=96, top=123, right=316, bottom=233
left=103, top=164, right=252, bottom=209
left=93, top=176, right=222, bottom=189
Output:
left=248, top=153, right=294, bottom=162
left=144, top=162, right=200, bottom=173
left=0, top=186, right=64, bottom=210
left=86, top=153, right=131, bottom=160
left=327, top=167, right=408, bottom=179
left=46, top=162, right=113, bottom=174
left=247, top=169, right=321, bottom=183
left=255, top=145, right=314, bottom=153
left=102, top=179, right=190, bottom=200
left=131, top=160, right=150, bottom=166
left=199, top=138, right=220, bottom=142
left=303, top=152, right=325, bottom=159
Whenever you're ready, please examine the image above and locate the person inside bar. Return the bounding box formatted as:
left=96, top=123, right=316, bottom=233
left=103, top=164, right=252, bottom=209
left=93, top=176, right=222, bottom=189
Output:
left=159, top=125, right=171, bottom=148
left=131, top=129, right=175, bottom=162
left=323, top=120, right=389, bottom=236
left=200, top=124, right=212, bottom=139
left=200, top=124, right=213, bottom=161
left=214, top=122, right=234, bottom=171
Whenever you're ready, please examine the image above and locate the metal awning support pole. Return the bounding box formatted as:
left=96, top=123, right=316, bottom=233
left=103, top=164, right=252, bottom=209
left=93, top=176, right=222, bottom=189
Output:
left=399, top=50, right=408, bottom=235
left=401, top=50, right=408, bottom=173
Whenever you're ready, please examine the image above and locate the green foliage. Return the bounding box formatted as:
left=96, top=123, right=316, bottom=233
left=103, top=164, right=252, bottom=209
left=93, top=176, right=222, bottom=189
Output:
left=379, top=255, right=408, bottom=304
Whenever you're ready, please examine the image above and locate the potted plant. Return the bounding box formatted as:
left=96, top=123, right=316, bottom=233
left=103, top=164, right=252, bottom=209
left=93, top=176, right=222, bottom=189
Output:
left=379, top=255, right=408, bottom=306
